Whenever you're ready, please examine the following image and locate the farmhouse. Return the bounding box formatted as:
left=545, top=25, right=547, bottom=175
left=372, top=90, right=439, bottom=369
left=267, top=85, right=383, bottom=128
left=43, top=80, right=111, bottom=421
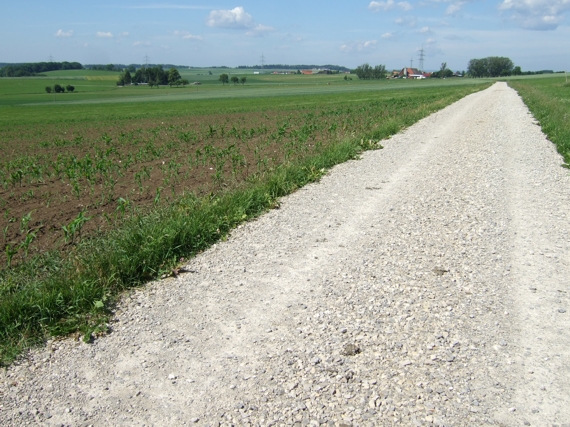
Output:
left=398, top=68, right=428, bottom=79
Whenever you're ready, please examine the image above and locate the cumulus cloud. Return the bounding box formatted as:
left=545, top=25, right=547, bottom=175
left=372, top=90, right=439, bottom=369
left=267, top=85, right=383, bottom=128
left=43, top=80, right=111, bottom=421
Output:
left=206, top=6, right=275, bottom=36
left=381, top=32, right=395, bottom=38
left=118, top=32, right=129, bottom=37
left=499, top=0, right=570, bottom=30
left=133, top=41, right=151, bottom=47
left=207, top=6, right=254, bottom=29
left=418, top=26, right=433, bottom=34
left=340, top=40, right=377, bottom=52
left=96, top=31, right=113, bottom=38
left=369, top=0, right=414, bottom=11
left=54, top=29, right=73, bottom=37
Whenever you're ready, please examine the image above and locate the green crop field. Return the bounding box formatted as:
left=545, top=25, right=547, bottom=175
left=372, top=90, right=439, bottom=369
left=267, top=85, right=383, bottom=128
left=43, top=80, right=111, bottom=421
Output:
left=0, top=69, right=499, bottom=365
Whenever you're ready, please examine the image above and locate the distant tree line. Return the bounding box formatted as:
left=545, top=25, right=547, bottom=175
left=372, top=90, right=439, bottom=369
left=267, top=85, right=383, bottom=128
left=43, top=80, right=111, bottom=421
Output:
left=86, top=63, right=186, bottom=72
left=45, top=84, right=75, bottom=94
left=467, top=57, right=515, bottom=77
left=117, top=66, right=188, bottom=87
left=353, top=63, right=387, bottom=80
left=218, top=74, right=247, bottom=85
left=236, top=64, right=351, bottom=72
left=0, top=61, right=83, bottom=77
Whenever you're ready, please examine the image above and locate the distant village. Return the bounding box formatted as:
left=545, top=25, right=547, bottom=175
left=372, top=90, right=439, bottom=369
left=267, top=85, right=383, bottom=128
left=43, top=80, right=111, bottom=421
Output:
left=268, top=67, right=464, bottom=78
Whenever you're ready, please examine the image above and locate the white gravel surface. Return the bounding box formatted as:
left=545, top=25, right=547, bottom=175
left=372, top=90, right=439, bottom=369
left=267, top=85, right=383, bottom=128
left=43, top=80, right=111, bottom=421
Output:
left=1, top=82, right=569, bottom=427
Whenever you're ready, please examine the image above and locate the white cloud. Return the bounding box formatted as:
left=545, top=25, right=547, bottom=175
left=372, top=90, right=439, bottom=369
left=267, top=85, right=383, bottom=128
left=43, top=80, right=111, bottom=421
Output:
left=173, top=30, right=204, bottom=40
left=369, top=0, right=414, bottom=11
left=499, top=0, right=570, bottom=30
left=423, top=37, right=443, bottom=56
left=381, top=32, right=395, bottom=38
left=54, top=29, right=73, bottom=37
left=246, top=24, right=276, bottom=37
left=395, top=15, right=418, bottom=26
left=207, top=6, right=255, bottom=29
left=340, top=40, right=378, bottom=52
left=133, top=41, right=151, bottom=47
left=206, top=6, right=274, bottom=36
left=96, top=31, right=114, bottom=38
left=118, top=32, right=129, bottom=37
left=418, top=26, right=433, bottom=34
left=446, top=1, right=466, bottom=15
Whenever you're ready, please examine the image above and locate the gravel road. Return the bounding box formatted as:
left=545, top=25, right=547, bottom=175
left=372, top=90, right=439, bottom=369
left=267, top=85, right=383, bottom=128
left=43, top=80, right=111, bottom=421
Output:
left=1, top=82, right=569, bottom=427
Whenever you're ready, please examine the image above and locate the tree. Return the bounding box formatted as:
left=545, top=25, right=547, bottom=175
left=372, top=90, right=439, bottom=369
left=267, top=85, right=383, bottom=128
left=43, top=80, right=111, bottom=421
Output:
left=123, top=70, right=132, bottom=85
left=354, top=63, right=372, bottom=79
left=219, top=73, right=229, bottom=85
left=486, top=57, right=514, bottom=77
left=66, top=85, right=75, bottom=92
left=439, top=62, right=447, bottom=78
left=467, top=58, right=487, bottom=78
left=54, top=84, right=65, bottom=93
left=240, top=76, right=247, bottom=85
left=181, top=79, right=189, bottom=86
left=230, top=76, right=239, bottom=85
left=467, top=56, right=514, bottom=78
left=513, top=66, right=522, bottom=76
left=45, top=86, right=52, bottom=93
left=354, top=63, right=386, bottom=80
left=168, top=68, right=182, bottom=87
left=372, top=64, right=387, bottom=79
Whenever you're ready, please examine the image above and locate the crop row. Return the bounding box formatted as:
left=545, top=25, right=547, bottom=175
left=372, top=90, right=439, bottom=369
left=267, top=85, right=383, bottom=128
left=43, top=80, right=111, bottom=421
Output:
left=1, top=98, right=428, bottom=267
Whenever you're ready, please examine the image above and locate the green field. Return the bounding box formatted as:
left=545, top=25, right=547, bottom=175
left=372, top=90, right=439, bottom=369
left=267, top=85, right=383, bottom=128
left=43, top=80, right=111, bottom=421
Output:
left=0, top=68, right=493, bottom=108
left=508, top=75, right=570, bottom=166
left=0, top=69, right=515, bottom=365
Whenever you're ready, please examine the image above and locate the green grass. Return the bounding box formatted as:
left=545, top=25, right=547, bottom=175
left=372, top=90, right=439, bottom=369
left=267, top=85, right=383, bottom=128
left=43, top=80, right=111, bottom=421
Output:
left=0, top=74, right=491, bottom=365
left=508, top=75, right=570, bottom=166
left=0, top=70, right=492, bottom=107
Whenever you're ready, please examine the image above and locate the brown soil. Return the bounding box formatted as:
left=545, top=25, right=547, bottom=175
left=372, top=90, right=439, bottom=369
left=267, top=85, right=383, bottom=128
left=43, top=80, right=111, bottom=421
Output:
left=1, top=107, right=374, bottom=267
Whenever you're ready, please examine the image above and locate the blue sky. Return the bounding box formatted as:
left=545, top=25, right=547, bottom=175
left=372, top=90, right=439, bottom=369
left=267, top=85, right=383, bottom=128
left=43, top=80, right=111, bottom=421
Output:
left=1, top=1, right=568, bottom=71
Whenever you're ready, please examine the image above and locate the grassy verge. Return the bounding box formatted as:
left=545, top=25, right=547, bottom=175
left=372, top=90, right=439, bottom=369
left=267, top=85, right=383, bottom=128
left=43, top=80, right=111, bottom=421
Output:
left=508, top=76, right=570, bottom=166
left=0, top=82, right=490, bottom=366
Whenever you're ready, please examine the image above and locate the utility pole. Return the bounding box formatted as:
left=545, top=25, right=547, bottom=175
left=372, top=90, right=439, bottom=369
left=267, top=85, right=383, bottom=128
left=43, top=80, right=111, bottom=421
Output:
left=410, top=58, right=413, bottom=69
left=260, top=53, right=265, bottom=71
left=418, top=47, right=425, bottom=72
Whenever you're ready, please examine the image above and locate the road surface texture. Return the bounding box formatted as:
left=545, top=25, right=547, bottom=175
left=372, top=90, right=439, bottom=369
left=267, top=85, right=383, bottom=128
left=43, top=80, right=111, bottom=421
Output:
left=1, top=82, right=569, bottom=426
